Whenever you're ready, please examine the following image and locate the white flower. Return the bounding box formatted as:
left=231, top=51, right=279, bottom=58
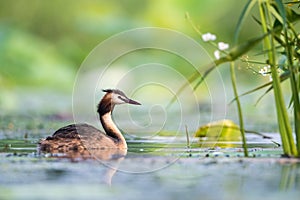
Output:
left=259, top=69, right=267, bottom=76
left=214, top=50, right=220, bottom=60
left=258, top=65, right=270, bottom=77
left=218, top=42, right=229, bottom=50
left=202, top=32, right=216, bottom=42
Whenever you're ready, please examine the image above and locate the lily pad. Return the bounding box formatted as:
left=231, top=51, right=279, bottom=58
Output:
left=195, top=119, right=241, bottom=141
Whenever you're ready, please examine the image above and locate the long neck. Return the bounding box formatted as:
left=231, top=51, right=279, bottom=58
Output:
left=100, top=111, right=127, bottom=148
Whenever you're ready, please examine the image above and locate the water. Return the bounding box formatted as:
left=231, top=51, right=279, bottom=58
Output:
left=1, top=151, right=300, bottom=200
left=0, top=115, right=300, bottom=200
left=1, top=155, right=299, bottom=199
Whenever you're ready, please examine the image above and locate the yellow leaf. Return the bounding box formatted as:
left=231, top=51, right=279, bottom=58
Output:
left=195, top=119, right=241, bottom=141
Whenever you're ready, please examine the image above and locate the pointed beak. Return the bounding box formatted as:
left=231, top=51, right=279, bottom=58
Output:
left=127, top=98, right=141, bottom=105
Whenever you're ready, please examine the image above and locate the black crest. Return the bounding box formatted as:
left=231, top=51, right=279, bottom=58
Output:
left=102, top=89, right=127, bottom=98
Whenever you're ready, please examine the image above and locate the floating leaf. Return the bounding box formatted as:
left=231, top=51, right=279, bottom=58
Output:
left=195, top=120, right=241, bottom=141
left=195, top=119, right=272, bottom=141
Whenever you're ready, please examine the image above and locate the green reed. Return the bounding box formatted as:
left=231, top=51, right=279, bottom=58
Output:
left=230, top=62, right=248, bottom=157
left=258, top=0, right=297, bottom=156
left=178, top=0, right=300, bottom=157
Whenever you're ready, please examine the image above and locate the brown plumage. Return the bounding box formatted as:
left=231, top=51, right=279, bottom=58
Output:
left=38, top=89, right=141, bottom=160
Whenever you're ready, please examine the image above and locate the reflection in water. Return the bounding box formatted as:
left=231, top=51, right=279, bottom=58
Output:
left=89, top=148, right=126, bottom=186
left=40, top=146, right=127, bottom=186
left=280, top=162, right=300, bottom=191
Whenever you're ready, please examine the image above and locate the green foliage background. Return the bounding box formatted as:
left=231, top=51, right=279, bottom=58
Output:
left=0, top=0, right=275, bottom=113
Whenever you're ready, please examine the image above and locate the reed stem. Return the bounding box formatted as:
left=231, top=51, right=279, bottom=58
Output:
left=259, top=0, right=297, bottom=156
left=230, top=62, right=248, bottom=157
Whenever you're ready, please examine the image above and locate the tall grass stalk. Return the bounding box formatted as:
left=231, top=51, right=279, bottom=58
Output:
left=258, top=0, right=297, bottom=156
left=230, top=62, right=248, bottom=157
left=276, top=0, right=300, bottom=154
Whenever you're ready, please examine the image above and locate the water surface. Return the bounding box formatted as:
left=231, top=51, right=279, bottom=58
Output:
left=0, top=115, right=299, bottom=200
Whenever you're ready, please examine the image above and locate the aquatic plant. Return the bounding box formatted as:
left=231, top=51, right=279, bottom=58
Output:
left=181, top=0, right=300, bottom=157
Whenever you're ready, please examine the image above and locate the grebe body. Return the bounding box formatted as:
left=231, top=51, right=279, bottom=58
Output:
left=38, top=89, right=140, bottom=159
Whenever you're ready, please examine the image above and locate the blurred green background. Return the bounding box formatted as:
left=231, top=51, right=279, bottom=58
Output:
left=0, top=0, right=267, bottom=115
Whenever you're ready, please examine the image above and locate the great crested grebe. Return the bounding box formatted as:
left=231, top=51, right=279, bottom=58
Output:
left=38, top=89, right=141, bottom=159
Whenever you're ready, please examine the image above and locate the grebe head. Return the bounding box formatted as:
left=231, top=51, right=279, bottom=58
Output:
left=98, top=89, right=141, bottom=116
left=102, top=89, right=141, bottom=105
